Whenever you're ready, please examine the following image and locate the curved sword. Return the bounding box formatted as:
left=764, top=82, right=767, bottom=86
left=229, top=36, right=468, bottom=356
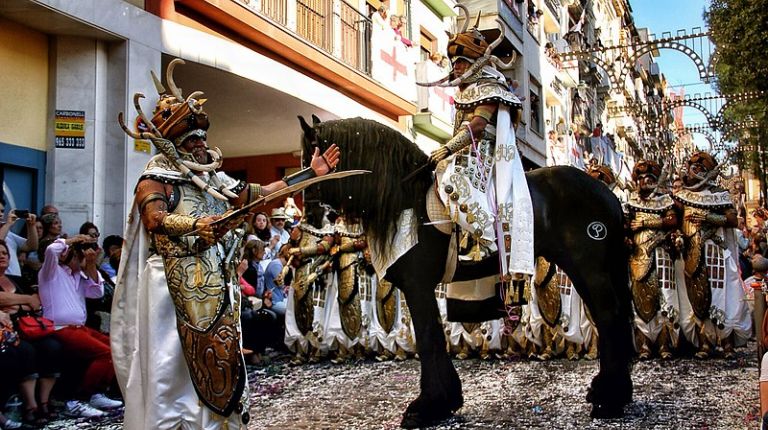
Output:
left=182, top=169, right=370, bottom=236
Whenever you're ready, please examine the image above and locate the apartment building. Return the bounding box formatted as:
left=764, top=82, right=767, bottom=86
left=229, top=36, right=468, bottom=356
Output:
left=0, top=0, right=456, bottom=235
left=0, top=0, right=672, bottom=234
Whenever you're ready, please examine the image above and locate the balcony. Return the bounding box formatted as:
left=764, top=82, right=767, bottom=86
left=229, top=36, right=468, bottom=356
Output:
left=250, top=0, right=372, bottom=76
left=414, top=61, right=455, bottom=139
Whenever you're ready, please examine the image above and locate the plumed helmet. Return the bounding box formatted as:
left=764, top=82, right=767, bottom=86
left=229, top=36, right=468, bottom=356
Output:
left=687, top=151, right=717, bottom=171
left=632, top=159, right=662, bottom=182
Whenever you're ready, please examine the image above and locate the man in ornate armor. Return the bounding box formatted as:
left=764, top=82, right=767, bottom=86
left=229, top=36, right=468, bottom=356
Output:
left=329, top=215, right=372, bottom=361
left=673, top=151, right=751, bottom=359
left=422, top=8, right=533, bottom=279
left=284, top=201, right=334, bottom=365
left=625, top=160, right=681, bottom=360
left=111, top=60, right=340, bottom=429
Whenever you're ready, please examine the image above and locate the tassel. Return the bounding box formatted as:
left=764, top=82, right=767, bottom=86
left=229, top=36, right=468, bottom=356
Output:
left=472, top=243, right=482, bottom=261
left=194, top=258, right=204, bottom=287
left=459, top=231, right=469, bottom=250
left=504, top=282, right=512, bottom=306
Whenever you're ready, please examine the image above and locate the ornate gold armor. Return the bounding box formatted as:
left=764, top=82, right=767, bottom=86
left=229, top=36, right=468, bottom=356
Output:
left=376, top=278, right=397, bottom=333
left=335, top=219, right=368, bottom=340
left=291, top=224, right=333, bottom=336
left=626, top=196, right=676, bottom=323
left=151, top=178, right=245, bottom=417
left=533, top=257, right=561, bottom=328
left=674, top=189, right=732, bottom=321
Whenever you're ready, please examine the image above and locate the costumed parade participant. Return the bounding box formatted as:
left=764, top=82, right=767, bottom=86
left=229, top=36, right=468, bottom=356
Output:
left=423, top=7, right=533, bottom=277
left=673, top=151, right=751, bottom=359
left=284, top=201, right=335, bottom=365
left=324, top=215, right=372, bottom=362
left=418, top=7, right=533, bottom=363
left=625, top=160, right=682, bottom=360
left=111, top=59, right=340, bottom=429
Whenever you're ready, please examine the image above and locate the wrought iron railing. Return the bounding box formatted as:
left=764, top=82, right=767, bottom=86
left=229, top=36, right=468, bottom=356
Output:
left=337, top=0, right=372, bottom=74
left=260, top=0, right=288, bottom=26
left=297, top=0, right=333, bottom=53
left=245, top=0, right=372, bottom=76
left=544, top=0, right=560, bottom=19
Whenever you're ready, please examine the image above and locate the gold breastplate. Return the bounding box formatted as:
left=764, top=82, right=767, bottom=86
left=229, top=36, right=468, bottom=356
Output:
left=153, top=181, right=245, bottom=417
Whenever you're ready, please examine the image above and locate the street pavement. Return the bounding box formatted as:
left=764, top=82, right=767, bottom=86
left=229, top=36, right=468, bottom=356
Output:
left=31, top=342, right=759, bottom=429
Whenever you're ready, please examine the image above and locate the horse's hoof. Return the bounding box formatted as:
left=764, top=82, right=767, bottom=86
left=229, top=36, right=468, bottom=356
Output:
left=400, top=408, right=453, bottom=429
left=590, top=403, right=625, bottom=419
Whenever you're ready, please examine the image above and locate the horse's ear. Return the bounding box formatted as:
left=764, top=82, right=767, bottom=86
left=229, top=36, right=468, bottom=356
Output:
left=298, top=116, right=316, bottom=141
left=311, top=114, right=321, bottom=125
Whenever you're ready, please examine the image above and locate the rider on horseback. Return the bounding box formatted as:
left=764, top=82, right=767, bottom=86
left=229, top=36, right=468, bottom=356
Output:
left=422, top=8, right=534, bottom=278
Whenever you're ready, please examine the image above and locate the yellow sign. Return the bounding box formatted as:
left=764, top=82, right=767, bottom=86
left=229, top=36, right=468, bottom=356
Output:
left=134, top=139, right=151, bottom=154
left=54, top=111, right=85, bottom=137
left=54, top=110, right=86, bottom=148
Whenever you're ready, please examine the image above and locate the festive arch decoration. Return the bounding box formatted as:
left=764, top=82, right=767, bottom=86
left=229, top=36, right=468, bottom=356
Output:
left=618, top=40, right=713, bottom=89
left=559, top=51, right=620, bottom=90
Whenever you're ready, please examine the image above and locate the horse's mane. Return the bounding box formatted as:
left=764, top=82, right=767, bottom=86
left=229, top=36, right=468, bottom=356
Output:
left=301, top=117, right=432, bottom=256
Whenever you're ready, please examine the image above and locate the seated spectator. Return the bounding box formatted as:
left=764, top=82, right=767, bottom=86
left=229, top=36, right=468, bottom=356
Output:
left=242, top=240, right=266, bottom=297
left=99, top=235, right=123, bottom=281
left=263, top=244, right=291, bottom=316
left=249, top=211, right=279, bottom=261
left=37, top=214, right=63, bottom=263
left=0, top=240, right=62, bottom=427
left=0, top=201, right=39, bottom=278
left=37, top=235, right=122, bottom=417
left=237, top=241, right=280, bottom=364
left=269, top=208, right=292, bottom=252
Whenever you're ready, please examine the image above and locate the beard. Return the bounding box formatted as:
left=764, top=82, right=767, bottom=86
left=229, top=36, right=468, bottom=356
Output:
left=192, top=147, right=209, bottom=164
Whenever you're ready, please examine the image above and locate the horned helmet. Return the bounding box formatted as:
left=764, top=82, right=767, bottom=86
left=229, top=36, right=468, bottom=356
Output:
left=632, top=159, right=661, bottom=191
left=417, top=5, right=516, bottom=88
left=119, top=59, right=234, bottom=201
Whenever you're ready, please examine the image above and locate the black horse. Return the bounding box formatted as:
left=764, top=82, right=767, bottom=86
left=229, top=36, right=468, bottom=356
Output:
left=299, top=116, right=633, bottom=428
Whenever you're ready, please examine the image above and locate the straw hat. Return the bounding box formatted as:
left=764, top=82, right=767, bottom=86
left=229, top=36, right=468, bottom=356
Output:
left=270, top=207, right=291, bottom=220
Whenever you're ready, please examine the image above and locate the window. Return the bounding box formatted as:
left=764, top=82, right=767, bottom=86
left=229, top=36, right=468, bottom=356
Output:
left=529, top=78, right=543, bottom=136
left=419, top=28, right=437, bottom=62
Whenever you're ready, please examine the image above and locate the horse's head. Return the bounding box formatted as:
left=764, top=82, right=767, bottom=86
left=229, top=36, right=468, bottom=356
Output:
left=296, top=115, right=433, bottom=255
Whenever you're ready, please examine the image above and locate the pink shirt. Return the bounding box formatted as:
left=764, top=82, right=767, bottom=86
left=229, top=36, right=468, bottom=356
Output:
left=38, top=239, right=104, bottom=327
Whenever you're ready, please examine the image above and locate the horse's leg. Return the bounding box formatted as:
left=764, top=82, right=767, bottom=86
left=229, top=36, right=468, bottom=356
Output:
left=386, top=227, right=462, bottom=428
left=567, top=258, right=633, bottom=418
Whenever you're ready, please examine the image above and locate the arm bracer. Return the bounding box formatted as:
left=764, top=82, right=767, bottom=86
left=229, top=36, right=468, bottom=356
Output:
left=282, top=167, right=316, bottom=186
left=247, top=183, right=263, bottom=203
left=642, top=218, right=664, bottom=229
left=139, top=192, right=168, bottom=214
left=705, top=213, right=727, bottom=226
left=161, top=214, right=197, bottom=236
left=445, top=127, right=473, bottom=154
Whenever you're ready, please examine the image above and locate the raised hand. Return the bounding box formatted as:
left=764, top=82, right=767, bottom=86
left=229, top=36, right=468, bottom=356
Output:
left=310, top=144, right=340, bottom=176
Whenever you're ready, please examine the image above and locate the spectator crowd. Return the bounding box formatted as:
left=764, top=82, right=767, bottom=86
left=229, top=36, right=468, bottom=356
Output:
left=0, top=201, right=123, bottom=429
